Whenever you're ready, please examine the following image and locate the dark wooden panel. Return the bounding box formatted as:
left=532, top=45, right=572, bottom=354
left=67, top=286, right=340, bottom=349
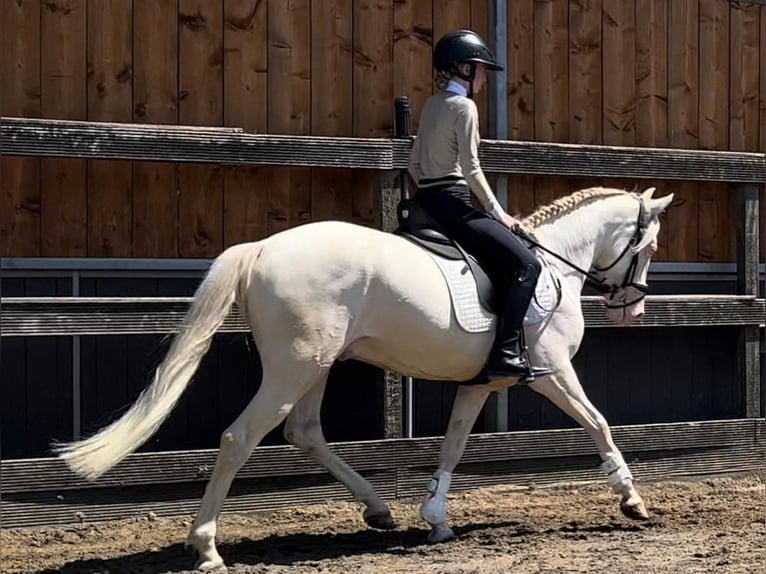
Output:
left=0, top=279, right=28, bottom=459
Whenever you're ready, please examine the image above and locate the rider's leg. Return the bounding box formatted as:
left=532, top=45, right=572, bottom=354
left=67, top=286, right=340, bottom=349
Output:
left=460, top=215, right=552, bottom=381
left=414, top=186, right=552, bottom=381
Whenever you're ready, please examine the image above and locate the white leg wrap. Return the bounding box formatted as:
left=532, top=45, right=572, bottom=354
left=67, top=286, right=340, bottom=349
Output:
left=601, top=453, right=633, bottom=493
left=420, top=471, right=452, bottom=525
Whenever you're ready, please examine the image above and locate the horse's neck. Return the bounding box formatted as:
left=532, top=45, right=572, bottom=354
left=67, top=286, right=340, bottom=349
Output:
left=535, top=200, right=617, bottom=291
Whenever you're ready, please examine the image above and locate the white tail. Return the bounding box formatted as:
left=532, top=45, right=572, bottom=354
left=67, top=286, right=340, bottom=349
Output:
left=52, top=242, right=262, bottom=480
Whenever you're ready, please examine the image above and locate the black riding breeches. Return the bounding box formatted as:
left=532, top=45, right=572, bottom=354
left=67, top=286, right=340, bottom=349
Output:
left=414, top=184, right=541, bottom=331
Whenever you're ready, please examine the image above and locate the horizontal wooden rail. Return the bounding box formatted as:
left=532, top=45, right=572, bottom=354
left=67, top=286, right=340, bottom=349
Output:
left=1, top=295, right=763, bottom=337
left=1, top=419, right=762, bottom=528
left=2, top=116, right=764, bottom=182
left=1, top=418, right=758, bottom=494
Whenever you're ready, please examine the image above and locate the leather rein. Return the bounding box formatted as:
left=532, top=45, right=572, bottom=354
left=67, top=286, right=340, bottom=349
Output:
left=514, top=198, right=650, bottom=310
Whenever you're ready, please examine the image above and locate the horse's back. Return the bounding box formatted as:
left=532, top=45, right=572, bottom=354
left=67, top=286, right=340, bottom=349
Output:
left=244, top=220, right=491, bottom=379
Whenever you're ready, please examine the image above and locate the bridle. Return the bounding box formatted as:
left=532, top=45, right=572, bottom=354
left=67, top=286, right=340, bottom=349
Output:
left=514, top=197, right=651, bottom=310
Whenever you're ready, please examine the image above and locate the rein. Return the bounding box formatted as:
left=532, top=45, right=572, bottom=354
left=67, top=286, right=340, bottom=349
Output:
left=513, top=198, right=650, bottom=309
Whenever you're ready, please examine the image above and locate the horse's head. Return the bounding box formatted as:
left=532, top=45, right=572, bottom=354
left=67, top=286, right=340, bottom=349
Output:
left=592, top=187, right=673, bottom=325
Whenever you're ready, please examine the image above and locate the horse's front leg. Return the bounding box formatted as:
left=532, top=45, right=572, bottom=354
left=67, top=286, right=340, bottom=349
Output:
left=529, top=362, right=648, bottom=521
left=421, top=384, right=492, bottom=543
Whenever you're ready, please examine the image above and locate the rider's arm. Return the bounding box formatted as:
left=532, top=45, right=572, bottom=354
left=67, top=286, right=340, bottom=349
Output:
left=455, top=100, right=506, bottom=221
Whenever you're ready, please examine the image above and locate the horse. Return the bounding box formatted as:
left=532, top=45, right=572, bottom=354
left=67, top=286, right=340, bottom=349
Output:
left=52, top=185, right=674, bottom=571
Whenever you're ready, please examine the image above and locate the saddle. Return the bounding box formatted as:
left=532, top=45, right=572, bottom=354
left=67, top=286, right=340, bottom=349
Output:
left=393, top=198, right=497, bottom=316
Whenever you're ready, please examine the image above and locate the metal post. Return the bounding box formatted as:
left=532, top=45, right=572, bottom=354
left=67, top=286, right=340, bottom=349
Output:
left=736, top=183, right=761, bottom=418
left=72, top=271, right=81, bottom=439
left=394, top=96, right=415, bottom=438
left=486, top=0, right=510, bottom=432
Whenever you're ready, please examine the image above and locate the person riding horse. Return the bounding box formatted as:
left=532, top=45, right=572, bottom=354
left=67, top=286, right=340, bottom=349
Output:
left=408, top=29, right=552, bottom=382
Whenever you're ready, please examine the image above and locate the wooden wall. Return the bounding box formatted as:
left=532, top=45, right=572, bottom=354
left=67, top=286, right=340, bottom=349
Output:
left=1, top=0, right=764, bottom=261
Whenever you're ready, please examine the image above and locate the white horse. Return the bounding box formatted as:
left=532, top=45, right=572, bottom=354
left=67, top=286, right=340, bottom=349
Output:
left=53, top=185, right=673, bottom=571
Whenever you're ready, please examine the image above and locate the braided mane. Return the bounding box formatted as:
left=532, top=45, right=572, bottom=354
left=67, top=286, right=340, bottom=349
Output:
left=520, top=186, right=634, bottom=232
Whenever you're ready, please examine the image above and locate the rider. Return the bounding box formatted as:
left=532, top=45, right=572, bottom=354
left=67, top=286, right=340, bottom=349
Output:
left=408, top=29, right=552, bottom=383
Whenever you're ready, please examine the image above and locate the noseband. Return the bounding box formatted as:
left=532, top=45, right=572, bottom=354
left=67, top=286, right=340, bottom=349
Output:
left=515, top=197, right=650, bottom=309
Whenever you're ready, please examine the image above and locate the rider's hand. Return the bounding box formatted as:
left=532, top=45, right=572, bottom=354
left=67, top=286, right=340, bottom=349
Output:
left=500, top=212, right=519, bottom=229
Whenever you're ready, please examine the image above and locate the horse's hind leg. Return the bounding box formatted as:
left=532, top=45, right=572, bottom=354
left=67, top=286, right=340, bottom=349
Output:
left=187, top=364, right=325, bottom=571
left=528, top=361, right=648, bottom=521
left=284, top=374, right=395, bottom=530
left=420, top=384, right=492, bottom=543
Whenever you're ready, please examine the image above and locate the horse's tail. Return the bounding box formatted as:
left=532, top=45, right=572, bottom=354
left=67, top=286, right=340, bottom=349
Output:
left=52, top=241, right=263, bottom=480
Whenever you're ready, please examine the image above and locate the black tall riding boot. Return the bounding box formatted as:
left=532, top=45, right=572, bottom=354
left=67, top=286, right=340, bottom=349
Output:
left=484, top=268, right=553, bottom=383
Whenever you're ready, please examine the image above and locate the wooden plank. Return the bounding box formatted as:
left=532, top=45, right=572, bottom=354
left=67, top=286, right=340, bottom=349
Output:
left=223, top=0, right=269, bottom=247
left=2, top=419, right=761, bottom=493
left=0, top=0, right=41, bottom=257
left=470, top=0, right=490, bottom=135
left=133, top=0, right=179, bottom=258
left=635, top=0, right=668, bottom=147
left=507, top=0, right=535, bottom=141
left=729, top=1, right=760, bottom=151
left=668, top=0, right=699, bottom=262
left=669, top=0, right=700, bottom=149
left=737, top=183, right=760, bottom=418
left=433, top=0, right=471, bottom=44
left=2, top=117, right=764, bottom=181
left=354, top=0, right=394, bottom=138
left=178, top=0, right=224, bottom=257
left=393, top=0, right=432, bottom=130
left=86, top=0, right=133, bottom=258
left=310, top=0, right=353, bottom=222
left=40, top=0, right=87, bottom=257
left=568, top=0, right=602, bottom=145
left=602, top=0, right=636, bottom=145
left=507, top=0, right=536, bottom=215
left=4, top=295, right=762, bottom=338
left=352, top=0, right=393, bottom=227
left=698, top=0, right=731, bottom=262
left=267, top=0, right=311, bottom=235
left=534, top=0, right=569, bottom=142
left=761, top=3, right=766, bottom=153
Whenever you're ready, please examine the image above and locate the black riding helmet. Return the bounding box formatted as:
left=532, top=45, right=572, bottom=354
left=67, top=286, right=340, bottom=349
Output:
left=433, top=30, right=503, bottom=98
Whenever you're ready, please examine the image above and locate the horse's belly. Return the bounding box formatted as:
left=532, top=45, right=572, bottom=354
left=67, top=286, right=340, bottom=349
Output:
left=344, top=240, right=495, bottom=380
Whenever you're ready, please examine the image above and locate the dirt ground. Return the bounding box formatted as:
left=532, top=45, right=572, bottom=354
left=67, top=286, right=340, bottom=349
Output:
left=2, top=473, right=764, bottom=574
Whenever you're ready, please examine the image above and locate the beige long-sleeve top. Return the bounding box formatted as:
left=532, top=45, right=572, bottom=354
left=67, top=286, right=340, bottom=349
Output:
left=408, top=87, right=506, bottom=221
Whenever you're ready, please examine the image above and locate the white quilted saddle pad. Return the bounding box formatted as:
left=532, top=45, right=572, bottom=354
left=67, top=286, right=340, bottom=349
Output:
left=427, top=253, right=560, bottom=334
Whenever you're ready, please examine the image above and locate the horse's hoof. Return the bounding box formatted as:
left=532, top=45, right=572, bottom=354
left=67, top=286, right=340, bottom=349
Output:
left=364, top=508, right=397, bottom=530
left=196, top=559, right=227, bottom=572
left=620, top=498, right=649, bottom=521
left=427, top=523, right=455, bottom=544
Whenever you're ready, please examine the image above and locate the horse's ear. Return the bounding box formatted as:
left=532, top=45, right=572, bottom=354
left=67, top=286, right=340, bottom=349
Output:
left=647, top=193, right=674, bottom=219
left=640, top=187, right=657, bottom=201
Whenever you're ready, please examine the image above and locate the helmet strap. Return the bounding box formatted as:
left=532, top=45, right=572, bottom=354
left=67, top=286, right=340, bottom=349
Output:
left=452, top=63, right=476, bottom=98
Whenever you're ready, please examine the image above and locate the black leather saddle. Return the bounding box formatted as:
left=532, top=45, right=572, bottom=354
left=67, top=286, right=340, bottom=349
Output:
left=393, top=198, right=497, bottom=314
